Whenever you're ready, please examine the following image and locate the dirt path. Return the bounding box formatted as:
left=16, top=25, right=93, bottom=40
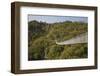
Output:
left=56, top=32, right=88, bottom=45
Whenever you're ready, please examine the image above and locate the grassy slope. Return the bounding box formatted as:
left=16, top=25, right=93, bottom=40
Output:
left=28, top=20, right=88, bottom=60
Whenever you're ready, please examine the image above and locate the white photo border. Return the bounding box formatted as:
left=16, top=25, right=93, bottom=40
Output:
left=20, top=6, right=95, bottom=70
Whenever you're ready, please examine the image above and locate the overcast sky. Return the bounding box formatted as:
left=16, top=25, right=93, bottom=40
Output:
left=28, top=15, right=88, bottom=23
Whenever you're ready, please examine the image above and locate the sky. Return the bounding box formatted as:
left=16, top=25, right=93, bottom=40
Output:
left=28, top=15, right=88, bottom=23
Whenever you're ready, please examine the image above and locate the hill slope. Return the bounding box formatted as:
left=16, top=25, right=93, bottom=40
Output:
left=28, top=20, right=88, bottom=60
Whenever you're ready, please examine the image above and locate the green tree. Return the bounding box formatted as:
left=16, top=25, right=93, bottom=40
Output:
left=47, top=45, right=64, bottom=59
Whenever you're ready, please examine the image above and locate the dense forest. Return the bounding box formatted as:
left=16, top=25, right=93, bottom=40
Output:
left=28, top=20, right=88, bottom=60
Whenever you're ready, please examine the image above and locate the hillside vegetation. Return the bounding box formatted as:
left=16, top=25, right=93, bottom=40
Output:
left=28, top=20, right=88, bottom=60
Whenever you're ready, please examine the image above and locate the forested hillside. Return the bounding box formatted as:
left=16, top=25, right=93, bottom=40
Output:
left=28, top=20, right=88, bottom=60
